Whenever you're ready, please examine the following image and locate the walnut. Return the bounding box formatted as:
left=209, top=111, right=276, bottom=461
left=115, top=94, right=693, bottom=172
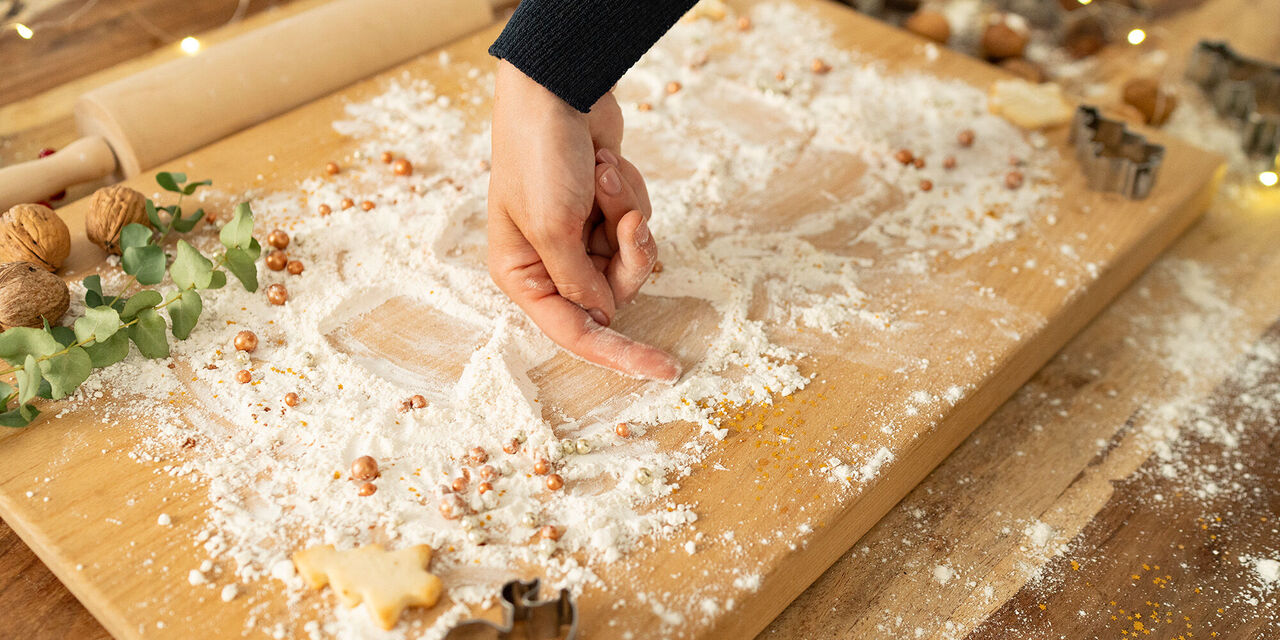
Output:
left=87, top=185, right=150, bottom=255
left=0, top=261, right=69, bottom=329
left=0, top=204, right=71, bottom=272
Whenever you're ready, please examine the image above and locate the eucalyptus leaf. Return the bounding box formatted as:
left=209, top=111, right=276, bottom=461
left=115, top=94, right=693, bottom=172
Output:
left=0, top=327, right=61, bottom=366
left=0, top=380, right=11, bottom=403
left=167, top=290, right=202, bottom=340
left=182, top=179, right=211, bottom=195
left=84, top=331, right=129, bottom=368
left=119, top=223, right=153, bottom=252
left=39, top=346, right=92, bottom=399
left=49, top=325, right=76, bottom=347
left=223, top=245, right=259, bottom=292
left=156, top=172, right=186, bottom=192
left=206, top=270, right=227, bottom=290
left=0, top=403, right=38, bottom=428
left=121, top=290, right=163, bottom=320
left=74, top=306, right=121, bottom=344
left=16, top=355, right=41, bottom=405
left=219, top=203, right=255, bottom=250
left=171, top=240, right=214, bottom=290
left=83, top=275, right=104, bottom=307
left=122, top=244, right=166, bottom=285
left=146, top=199, right=162, bottom=228
left=128, top=308, right=170, bottom=359
left=172, top=208, right=205, bottom=233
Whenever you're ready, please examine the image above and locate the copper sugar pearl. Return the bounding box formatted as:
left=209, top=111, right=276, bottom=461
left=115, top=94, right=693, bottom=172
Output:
left=234, top=330, right=258, bottom=352
left=351, top=456, right=379, bottom=481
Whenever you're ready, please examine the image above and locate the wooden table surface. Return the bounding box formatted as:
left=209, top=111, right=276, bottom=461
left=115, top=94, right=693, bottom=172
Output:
left=1, top=0, right=1277, bottom=638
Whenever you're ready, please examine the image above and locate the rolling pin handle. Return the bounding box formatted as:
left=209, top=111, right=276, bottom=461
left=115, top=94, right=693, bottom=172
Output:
left=0, top=136, right=117, bottom=212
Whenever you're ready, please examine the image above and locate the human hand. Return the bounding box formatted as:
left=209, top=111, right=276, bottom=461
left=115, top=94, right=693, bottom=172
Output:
left=487, top=61, right=681, bottom=381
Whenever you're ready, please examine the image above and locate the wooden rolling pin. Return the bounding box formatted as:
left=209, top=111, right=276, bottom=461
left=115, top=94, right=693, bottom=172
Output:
left=0, top=0, right=493, bottom=212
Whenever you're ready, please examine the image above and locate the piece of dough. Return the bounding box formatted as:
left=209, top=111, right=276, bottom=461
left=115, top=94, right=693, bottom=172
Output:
left=292, top=543, right=443, bottom=630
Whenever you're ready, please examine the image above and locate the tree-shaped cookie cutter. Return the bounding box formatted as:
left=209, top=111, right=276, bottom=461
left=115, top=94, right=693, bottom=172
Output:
left=447, top=578, right=578, bottom=639
left=1068, top=105, right=1165, bottom=199
left=1185, top=40, right=1280, bottom=159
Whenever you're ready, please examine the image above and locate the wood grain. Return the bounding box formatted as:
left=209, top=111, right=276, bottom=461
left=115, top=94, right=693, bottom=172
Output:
left=4, top=0, right=1273, bottom=639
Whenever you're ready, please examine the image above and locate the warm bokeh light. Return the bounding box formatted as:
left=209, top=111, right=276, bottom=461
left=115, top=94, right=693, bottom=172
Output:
left=180, top=36, right=201, bottom=55
left=1260, top=171, right=1279, bottom=187
left=14, top=23, right=33, bottom=39
left=1127, top=29, right=1146, bottom=45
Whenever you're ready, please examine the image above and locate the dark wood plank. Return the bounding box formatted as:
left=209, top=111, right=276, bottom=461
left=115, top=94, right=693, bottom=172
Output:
left=968, top=324, right=1280, bottom=640
left=0, top=519, right=110, bottom=639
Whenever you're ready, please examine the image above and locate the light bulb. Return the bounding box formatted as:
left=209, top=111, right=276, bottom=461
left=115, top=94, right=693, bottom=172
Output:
left=15, top=23, right=33, bottom=39
left=1127, top=29, right=1146, bottom=45
left=1260, top=171, right=1279, bottom=187
left=180, top=36, right=201, bottom=55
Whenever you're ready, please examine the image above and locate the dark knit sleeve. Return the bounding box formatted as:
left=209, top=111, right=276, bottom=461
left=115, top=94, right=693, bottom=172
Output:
left=489, top=0, right=699, bottom=113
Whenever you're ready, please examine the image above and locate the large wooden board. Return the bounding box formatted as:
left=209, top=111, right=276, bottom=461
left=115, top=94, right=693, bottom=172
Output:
left=0, top=1, right=1223, bottom=639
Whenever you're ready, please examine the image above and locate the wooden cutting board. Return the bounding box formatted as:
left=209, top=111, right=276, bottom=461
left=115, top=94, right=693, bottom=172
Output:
left=0, top=1, right=1222, bottom=638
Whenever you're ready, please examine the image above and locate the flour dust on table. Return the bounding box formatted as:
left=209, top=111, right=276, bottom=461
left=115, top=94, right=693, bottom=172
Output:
left=55, top=4, right=1063, bottom=637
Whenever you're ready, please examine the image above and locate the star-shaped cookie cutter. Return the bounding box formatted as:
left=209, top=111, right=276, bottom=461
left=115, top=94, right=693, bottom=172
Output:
left=446, top=578, right=578, bottom=640
left=1068, top=105, right=1165, bottom=199
left=1185, top=40, right=1280, bottom=159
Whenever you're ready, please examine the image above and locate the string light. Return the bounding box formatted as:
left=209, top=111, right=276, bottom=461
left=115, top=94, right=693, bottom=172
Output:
left=1077, top=0, right=1093, bottom=5
left=1260, top=171, right=1279, bottom=187
left=14, top=23, right=34, bottom=39
left=180, top=36, right=201, bottom=55
left=1127, top=29, right=1146, bottom=45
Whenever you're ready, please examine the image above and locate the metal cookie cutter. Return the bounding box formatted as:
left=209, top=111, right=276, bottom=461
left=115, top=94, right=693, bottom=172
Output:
left=446, top=578, right=578, bottom=640
left=1068, top=105, right=1165, bottom=199
left=1185, top=40, right=1280, bottom=159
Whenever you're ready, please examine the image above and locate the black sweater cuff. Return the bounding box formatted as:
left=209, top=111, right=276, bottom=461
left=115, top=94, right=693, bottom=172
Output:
left=489, top=0, right=699, bottom=113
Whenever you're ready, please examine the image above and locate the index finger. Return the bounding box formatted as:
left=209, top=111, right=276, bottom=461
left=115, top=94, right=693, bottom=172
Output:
left=500, top=264, right=681, bottom=381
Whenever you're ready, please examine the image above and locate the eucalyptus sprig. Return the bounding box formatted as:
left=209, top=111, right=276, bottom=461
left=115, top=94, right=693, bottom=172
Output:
left=0, top=173, right=261, bottom=427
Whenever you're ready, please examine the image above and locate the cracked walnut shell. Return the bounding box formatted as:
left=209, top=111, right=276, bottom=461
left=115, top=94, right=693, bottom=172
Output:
left=0, top=204, right=71, bottom=272
left=0, top=261, right=69, bottom=329
left=87, top=185, right=150, bottom=255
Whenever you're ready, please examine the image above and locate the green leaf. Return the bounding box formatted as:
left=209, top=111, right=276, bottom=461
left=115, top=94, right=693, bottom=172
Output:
left=156, top=172, right=186, bottom=192
left=122, top=244, right=166, bottom=285
left=39, top=346, right=92, bottom=399
left=206, top=270, right=227, bottom=290
left=145, top=199, right=163, bottom=228
left=121, top=289, right=163, bottom=320
left=0, top=381, right=11, bottom=404
left=0, top=327, right=61, bottom=366
left=167, top=290, right=202, bottom=340
left=172, top=208, right=205, bottom=233
left=225, top=241, right=259, bottom=293
left=84, top=331, right=129, bottom=368
left=119, top=223, right=153, bottom=252
left=83, top=275, right=104, bottom=307
left=0, top=403, right=38, bottom=428
left=74, top=306, right=121, bottom=344
left=128, top=308, right=169, bottom=359
left=49, top=325, right=76, bottom=347
left=16, top=355, right=41, bottom=405
left=182, top=179, right=211, bottom=195
left=171, top=241, right=214, bottom=290
left=220, top=202, right=255, bottom=250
